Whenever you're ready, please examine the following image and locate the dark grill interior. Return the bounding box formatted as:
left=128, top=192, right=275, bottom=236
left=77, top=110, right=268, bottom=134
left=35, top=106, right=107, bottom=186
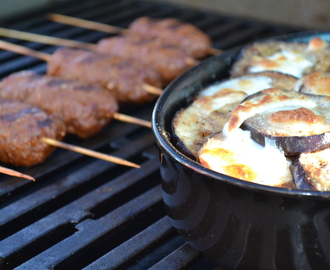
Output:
left=0, top=0, right=304, bottom=269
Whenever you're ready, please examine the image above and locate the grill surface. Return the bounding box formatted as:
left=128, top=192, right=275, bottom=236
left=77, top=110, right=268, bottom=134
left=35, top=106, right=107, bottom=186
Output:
left=0, top=1, right=304, bottom=269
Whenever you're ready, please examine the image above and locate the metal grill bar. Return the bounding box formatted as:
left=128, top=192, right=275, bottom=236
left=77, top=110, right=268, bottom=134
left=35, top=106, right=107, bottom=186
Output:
left=15, top=186, right=163, bottom=270
left=0, top=0, right=304, bottom=269
left=82, top=216, right=175, bottom=270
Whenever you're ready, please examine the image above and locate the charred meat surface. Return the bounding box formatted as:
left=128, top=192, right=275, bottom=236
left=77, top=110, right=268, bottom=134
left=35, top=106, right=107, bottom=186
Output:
left=96, top=35, right=198, bottom=85
left=128, top=16, right=212, bottom=59
left=0, top=71, right=118, bottom=139
left=47, top=47, right=163, bottom=104
left=231, top=37, right=330, bottom=78
left=0, top=98, right=65, bottom=166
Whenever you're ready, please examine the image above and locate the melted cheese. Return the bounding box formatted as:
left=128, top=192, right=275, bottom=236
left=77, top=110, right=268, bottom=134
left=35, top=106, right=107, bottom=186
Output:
left=248, top=50, right=314, bottom=78
left=198, top=129, right=292, bottom=186
left=173, top=90, right=247, bottom=156
left=250, top=106, right=329, bottom=136
left=198, top=76, right=273, bottom=97
left=307, top=37, right=329, bottom=51
left=223, top=89, right=318, bottom=135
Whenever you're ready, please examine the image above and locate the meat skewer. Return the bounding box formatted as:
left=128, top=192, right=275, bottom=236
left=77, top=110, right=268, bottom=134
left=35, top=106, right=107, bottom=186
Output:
left=0, top=39, right=163, bottom=104
left=46, top=13, right=222, bottom=58
left=0, top=27, right=197, bottom=85
left=0, top=166, right=35, bottom=181
left=0, top=97, right=139, bottom=168
left=0, top=97, right=66, bottom=167
left=0, top=70, right=150, bottom=138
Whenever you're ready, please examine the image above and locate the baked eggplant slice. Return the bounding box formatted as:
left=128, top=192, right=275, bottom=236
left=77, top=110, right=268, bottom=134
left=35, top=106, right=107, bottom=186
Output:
left=198, top=129, right=293, bottom=187
left=172, top=72, right=297, bottom=158
left=231, top=37, right=330, bottom=78
left=173, top=89, right=246, bottom=158
left=295, top=71, right=330, bottom=95
left=224, top=88, right=330, bottom=156
left=291, top=149, right=330, bottom=191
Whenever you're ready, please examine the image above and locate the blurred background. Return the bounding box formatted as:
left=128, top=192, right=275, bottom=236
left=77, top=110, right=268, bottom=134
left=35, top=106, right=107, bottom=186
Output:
left=0, top=0, right=329, bottom=30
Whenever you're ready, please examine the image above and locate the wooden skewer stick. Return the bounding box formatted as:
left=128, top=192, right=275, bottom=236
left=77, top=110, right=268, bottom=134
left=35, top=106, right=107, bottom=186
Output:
left=41, top=138, right=140, bottom=168
left=0, top=36, right=163, bottom=97
left=47, top=13, right=127, bottom=35
left=0, top=166, right=35, bottom=181
left=46, top=13, right=223, bottom=55
left=0, top=27, right=195, bottom=73
left=0, top=27, right=96, bottom=51
left=142, top=84, right=163, bottom=96
left=0, top=39, right=155, bottom=126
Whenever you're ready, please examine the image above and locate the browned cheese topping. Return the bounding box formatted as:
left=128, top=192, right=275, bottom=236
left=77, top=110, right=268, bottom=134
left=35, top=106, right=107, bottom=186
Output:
left=199, top=147, right=257, bottom=181
left=308, top=37, right=329, bottom=51
left=225, top=88, right=315, bottom=133
left=268, top=107, right=325, bottom=127
left=297, top=71, right=330, bottom=96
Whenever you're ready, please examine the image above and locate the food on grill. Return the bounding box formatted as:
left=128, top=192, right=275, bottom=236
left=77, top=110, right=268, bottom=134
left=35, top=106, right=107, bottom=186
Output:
left=46, top=47, right=163, bottom=104
left=295, top=71, right=330, bottom=95
left=231, top=37, right=330, bottom=78
left=291, top=148, right=330, bottom=191
left=96, top=35, right=198, bottom=85
left=173, top=90, right=246, bottom=159
left=128, top=16, right=213, bottom=59
left=0, top=27, right=197, bottom=86
left=172, top=72, right=297, bottom=158
left=170, top=36, right=330, bottom=190
left=226, top=88, right=330, bottom=156
left=0, top=98, right=65, bottom=166
left=0, top=70, right=119, bottom=139
left=198, top=128, right=293, bottom=187
left=47, top=14, right=215, bottom=59
left=197, top=71, right=297, bottom=98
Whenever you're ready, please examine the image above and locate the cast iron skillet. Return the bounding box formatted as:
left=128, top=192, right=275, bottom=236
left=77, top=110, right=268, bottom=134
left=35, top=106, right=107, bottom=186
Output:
left=152, top=30, right=330, bottom=270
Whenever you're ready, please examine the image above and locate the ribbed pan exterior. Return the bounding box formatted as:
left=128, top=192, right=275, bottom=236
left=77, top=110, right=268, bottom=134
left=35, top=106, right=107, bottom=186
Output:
left=154, top=31, right=330, bottom=270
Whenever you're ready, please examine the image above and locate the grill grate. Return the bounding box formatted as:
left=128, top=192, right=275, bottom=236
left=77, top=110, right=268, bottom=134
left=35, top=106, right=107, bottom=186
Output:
left=0, top=0, right=304, bottom=269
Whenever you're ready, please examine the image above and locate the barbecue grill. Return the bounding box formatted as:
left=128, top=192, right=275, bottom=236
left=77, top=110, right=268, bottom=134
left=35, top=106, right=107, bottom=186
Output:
left=0, top=0, right=304, bottom=269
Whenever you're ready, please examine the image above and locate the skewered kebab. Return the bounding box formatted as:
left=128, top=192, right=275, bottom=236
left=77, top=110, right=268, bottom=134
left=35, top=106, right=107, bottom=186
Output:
left=0, top=98, right=139, bottom=168
left=0, top=41, right=156, bottom=127
left=47, top=13, right=221, bottom=59
left=0, top=98, right=66, bottom=167
left=0, top=70, right=146, bottom=139
left=0, top=39, right=163, bottom=104
left=0, top=27, right=197, bottom=85
left=0, top=42, right=152, bottom=128
left=48, top=48, right=162, bottom=104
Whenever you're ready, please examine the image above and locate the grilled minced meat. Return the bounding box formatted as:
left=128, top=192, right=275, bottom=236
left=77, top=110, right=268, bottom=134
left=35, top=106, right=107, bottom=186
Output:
left=0, top=98, right=65, bottom=166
